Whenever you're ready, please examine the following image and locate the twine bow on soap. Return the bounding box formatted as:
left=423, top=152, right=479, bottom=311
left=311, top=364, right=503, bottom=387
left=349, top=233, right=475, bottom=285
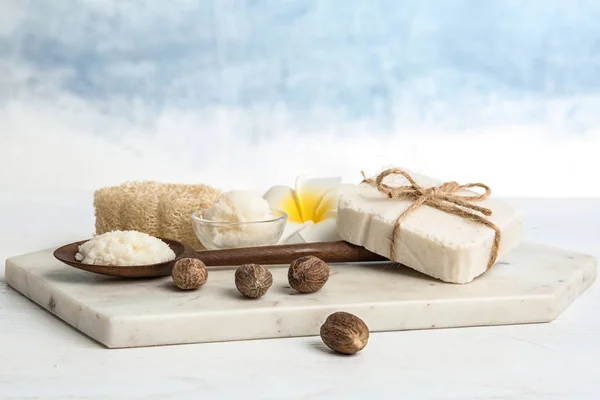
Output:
left=361, top=168, right=501, bottom=270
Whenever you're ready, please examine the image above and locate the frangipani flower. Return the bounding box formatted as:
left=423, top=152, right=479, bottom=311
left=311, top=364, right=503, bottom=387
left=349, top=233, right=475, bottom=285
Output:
left=263, top=177, right=353, bottom=244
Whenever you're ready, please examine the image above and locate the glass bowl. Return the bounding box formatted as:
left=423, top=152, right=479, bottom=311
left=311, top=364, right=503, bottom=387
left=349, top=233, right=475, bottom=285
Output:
left=191, top=209, right=288, bottom=250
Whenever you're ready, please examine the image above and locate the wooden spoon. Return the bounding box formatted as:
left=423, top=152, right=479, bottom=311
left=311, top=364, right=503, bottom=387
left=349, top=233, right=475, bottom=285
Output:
left=53, top=238, right=387, bottom=278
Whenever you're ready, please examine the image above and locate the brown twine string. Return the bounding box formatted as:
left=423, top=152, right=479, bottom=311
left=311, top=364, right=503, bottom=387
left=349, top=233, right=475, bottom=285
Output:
left=361, top=168, right=501, bottom=270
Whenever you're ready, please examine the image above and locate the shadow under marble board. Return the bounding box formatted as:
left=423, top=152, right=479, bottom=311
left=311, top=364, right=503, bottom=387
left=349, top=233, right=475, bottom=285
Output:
left=4, top=241, right=597, bottom=349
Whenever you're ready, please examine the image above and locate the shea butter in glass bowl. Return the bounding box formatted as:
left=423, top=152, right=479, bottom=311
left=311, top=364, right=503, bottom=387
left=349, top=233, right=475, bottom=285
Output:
left=192, top=209, right=287, bottom=250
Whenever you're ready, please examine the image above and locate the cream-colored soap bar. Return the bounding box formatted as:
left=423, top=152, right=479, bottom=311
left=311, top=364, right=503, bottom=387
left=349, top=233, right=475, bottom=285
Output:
left=337, top=169, right=525, bottom=283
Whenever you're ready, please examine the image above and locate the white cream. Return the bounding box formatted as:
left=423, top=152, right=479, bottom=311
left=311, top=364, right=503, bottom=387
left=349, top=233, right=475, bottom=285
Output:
left=196, top=191, right=283, bottom=249
left=336, top=169, right=525, bottom=283
left=204, top=190, right=273, bottom=223
left=75, top=230, right=175, bottom=266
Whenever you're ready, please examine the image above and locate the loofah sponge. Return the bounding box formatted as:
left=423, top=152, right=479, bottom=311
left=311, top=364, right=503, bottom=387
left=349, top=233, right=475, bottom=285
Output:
left=94, top=181, right=221, bottom=250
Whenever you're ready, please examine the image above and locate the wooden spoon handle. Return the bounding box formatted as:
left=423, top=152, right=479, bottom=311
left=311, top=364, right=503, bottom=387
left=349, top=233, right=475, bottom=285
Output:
left=192, top=241, right=387, bottom=267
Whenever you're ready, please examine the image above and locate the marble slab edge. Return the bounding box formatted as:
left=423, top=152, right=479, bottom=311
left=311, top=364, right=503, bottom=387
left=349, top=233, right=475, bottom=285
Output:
left=4, top=242, right=598, bottom=349
left=5, top=260, right=113, bottom=347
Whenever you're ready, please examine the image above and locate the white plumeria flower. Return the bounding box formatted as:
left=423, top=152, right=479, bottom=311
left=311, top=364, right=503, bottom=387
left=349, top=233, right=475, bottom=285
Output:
left=263, top=176, right=353, bottom=244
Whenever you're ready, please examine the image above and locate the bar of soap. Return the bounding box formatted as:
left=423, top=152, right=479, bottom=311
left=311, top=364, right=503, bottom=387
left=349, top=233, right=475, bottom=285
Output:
left=337, top=169, right=525, bottom=283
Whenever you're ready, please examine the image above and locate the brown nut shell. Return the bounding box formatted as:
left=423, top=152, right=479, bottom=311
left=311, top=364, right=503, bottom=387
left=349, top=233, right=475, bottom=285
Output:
left=235, top=264, right=273, bottom=298
left=171, top=258, right=208, bottom=290
left=288, top=256, right=329, bottom=293
left=320, top=311, right=369, bottom=355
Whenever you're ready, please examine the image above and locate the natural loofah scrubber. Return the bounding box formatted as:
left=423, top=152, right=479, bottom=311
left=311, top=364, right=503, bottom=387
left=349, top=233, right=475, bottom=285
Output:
left=93, top=181, right=221, bottom=250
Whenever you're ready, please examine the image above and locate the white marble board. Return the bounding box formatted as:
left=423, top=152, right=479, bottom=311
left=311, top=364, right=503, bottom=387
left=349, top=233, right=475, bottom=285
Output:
left=5, top=241, right=597, bottom=349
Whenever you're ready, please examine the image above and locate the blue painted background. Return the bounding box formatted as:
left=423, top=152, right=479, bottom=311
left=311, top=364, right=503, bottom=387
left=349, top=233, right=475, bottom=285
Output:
left=5, top=0, right=600, bottom=122
left=2, top=0, right=600, bottom=195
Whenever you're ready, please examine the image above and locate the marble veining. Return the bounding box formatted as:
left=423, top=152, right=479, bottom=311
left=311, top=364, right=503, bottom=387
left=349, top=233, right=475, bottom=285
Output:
left=4, top=241, right=597, bottom=348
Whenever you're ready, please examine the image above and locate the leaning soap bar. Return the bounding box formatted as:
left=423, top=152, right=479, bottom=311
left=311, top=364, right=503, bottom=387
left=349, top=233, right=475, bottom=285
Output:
left=337, top=169, right=525, bottom=283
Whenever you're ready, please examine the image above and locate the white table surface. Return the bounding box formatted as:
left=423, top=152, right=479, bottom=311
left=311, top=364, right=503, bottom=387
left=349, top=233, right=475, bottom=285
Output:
left=1, top=190, right=599, bottom=400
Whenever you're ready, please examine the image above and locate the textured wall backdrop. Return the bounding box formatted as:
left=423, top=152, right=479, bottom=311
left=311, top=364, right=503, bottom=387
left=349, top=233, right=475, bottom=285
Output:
left=1, top=0, right=599, bottom=196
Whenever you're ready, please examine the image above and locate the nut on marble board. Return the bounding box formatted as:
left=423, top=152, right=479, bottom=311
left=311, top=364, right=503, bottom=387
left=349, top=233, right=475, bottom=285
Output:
left=171, top=258, right=208, bottom=290
left=235, top=264, right=273, bottom=298
left=288, top=256, right=330, bottom=293
left=320, top=311, right=369, bottom=355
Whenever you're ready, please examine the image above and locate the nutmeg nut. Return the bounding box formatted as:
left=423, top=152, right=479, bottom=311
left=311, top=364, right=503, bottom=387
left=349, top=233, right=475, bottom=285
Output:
left=171, top=258, right=208, bottom=290
left=234, top=264, right=273, bottom=298
left=288, top=256, right=329, bottom=293
left=320, top=311, right=369, bottom=355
